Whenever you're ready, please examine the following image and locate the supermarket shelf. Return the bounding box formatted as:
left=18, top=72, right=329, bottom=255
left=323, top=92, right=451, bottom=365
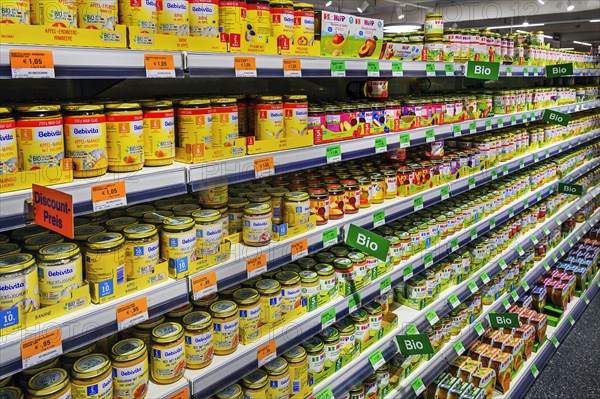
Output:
left=147, top=379, right=190, bottom=399
left=188, top=128, right=600, bottom=292
left=188, top=99, right=600, bottom=190
left=0, top=163, right=189, bottom=233
left=315, top=174, right=600, bottom=398
left=0, top=45, right=185, bottom=79
left=387, top=204, right=600, bottom=399
left=0, top=277, right=189, bottom=379
left=496, top=65, right=600, bottom=77
left=184, top=154, right=599, bottom=398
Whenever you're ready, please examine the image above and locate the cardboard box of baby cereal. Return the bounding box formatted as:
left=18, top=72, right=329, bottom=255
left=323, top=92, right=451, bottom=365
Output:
left=317, top=11, right=383, bottom=58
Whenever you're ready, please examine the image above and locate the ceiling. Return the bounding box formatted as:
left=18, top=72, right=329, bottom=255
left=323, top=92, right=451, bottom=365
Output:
left=314, top=0, right=600, bottom=50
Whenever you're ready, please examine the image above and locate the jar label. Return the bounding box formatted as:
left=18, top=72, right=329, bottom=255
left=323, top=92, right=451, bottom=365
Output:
left=72, top=371, right=112, bottom=399
left=196, top=220, right=223, bottom=256
left=106, top=114, right=144, bottom=168
left=64, top=115, right=108, bottom=172
left=160, top=228, right=196, bottom=275
left=307, top=352, right=325, bottom=374
left=269, top=373, right=291, bottom=399
left=239, top=303, right=261, bottom=343
left=143, top=112, right=175, bottom=161
left=112, top=357, right=149, bottom=399
left=38, top=256, right=83, bottom=306
left=281, top=285, right=302, bottom=312
left=213, top=318, right=239, bottom=350
left=85, top=248, right=126, bottom=286
left=324, top=342, right=341, bottom=363
left=125, top=237, right=160, bottom=279
left=185, top=330, right=214, bottom=365
left=243, top=216, right=272, bottom=244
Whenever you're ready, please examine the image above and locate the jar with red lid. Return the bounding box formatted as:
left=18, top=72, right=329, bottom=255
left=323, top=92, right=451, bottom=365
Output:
left=323, top=176, right=338, bottom=185
left=287, top=183, right=307, bottom=191
left=384, top=101, right=402, bottom=132
left=327, top=184, right=345, bottom=220
left=309, top=188, right=329, bottom=226
left=357, top=176, right=372, bottom=208
left=308, top=106, right=326, bottom=142
left=396, top=166, right=411, bottom=191
left=340, top=179, right=360, bottom=214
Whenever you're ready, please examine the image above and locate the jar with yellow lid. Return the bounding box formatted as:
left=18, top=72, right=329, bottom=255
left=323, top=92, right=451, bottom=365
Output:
left=263, top=357, right=291, bottom=399
left=23, top=233, right=64, bottom=254
left=123, top=224, right=160, bottom=280
left=256, top=279, right=283, bottom=325
left=335, top=319, right=356, bottom=357
left=70, top=354, right=112, bottom=399
left=282, top=346, right=308, bottom=396
left=349, top=309, right=370, bottom=347
left=270, top=0, right=294, bottom=54
left=363, top=373, right=378, bottom=399
left=297, top=257, right=315, bottom=270
left=18, top=357, right=59, bottom=390
left=347, top=251, right=368, bottom=281
left=142, top=101, right=175, bottom=166
left=370, top=174, right=385, bottom=204
left=193, top=210, right=223, bottom=256
left=299, top=270, right=319, bottom=300
left=255, top=96, right=284, bottom=141
left=227, top=198, right=249, bottom=234
left=37, top=242, right=82, bottom=307
left=215, top=383, right=244, bottom=399
left=27, top=368, right=70, bottom=399
left=424, top=13, right=443, bottom=37
left=320, top=326, right=341, bottom=368
left=192, top=293, right=219, bottom=310
left=315, top=263, right=336, bottom=297
left=0, top=253, right=39, bottom=312
left=243, top=204, right=272, bottom=246
left=183, top=311, right=214, bottom=370
left=358, top=176, right=372, bottom=208
left=0, top=243, right=20, bottom=256
left=349, top=383, right=364, bottom=399
left=176, top=99, right=213, bottom=152
left=160, top=217, right=196, bottom=278
left=125, top=204, right=155, bottom=219
left=150, top=322, right=186, bottom=384
left=165, top=303, right=193, bottom=323
left=105, top=217, right=137, bottom=233
left=266, top=187, right=288, bottom=224
left=199, top=185, right=229, bottom=209
left=247, top=192, right=272, bottom=205
left=0, top=233, right=10, bottom=243
left=105, top=102, right=144, bottom=172
left=111, top=338, right=149, bottom=399
left=171, top=204, right=200, bottom=217
left=0, top=387, right=21, bottom=398
left=364, top=302, right=383, bottom=335
left=283, top=192, right=310, bottom=227
left=302, top=336, right=325, bottom=374
left=130, top=316, right=165, bottom=349
left=241, top=369, right=269, bottom=399
left=86, top=232, right=126, bottom=298
left=283, top=95, right=308, bottom=138
left=334, top=257, right=354, bottom=296
left=209, top=300, right=240, bottom=355
left=276, top=271, right=301, bottom=313
left=61, top=342, right=97, bottom=372
left=211, top=98, right=239, bottom=147
left=233, top=288, right=261, bottom=344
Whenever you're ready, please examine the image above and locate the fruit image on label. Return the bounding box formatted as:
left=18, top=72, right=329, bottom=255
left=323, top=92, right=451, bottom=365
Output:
left=16, top=116, right=64, bottom=170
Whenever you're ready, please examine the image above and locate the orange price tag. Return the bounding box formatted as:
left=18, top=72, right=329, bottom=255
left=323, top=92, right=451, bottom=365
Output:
left=21, top=328, right=62, bottom=369
left=257, top=341, right=277, bottom=367
left=254, top=157, right=275, bottom=179
left=191, top=272, right=217, bottom=300
left=291, top=238, right=309, bottom=261
left=116, top=297, right=149, bottom=331
left=234, top=57, right=257, bottom=77
left=91, top=181, right=127, bottom=212
left=283, top=58, right=302, bottom=77
left=166, top=387, right=190, bottom=399
left=10, top=49, right=55, bottom=78
left=144, top=54, right=176, bottom=78
left=32, top=184, right=74, bottom=239
left=246, top=253, right=267, bottom=278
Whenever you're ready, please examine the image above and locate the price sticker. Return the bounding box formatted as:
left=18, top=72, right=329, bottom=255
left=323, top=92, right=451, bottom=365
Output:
left=283, top=58, right=302, bottom=77
left=468, top=281, right=478, bottom=293
left=511, top=115, right=517, bottom=125
left=536, top=192, right=542, bottom=202
left=380, top=277, right=392, bottom=295
left=511, top=291, right=519, bottom=301
left=545, top=149, right=550, bottom=158
left=144, top=54, right=176, bottom=78
left=520, top=159, right=525, bottom=169
left=315, top=388, right=335, bottom=399
left=568, top=315, right=575, bottom=325
left=575, top=233, right=580, bottom=241
left=521, top=281, right=530, bottom=292
left=453, top=124, right=461, bottom=137
left=234, top=57, right=257, bottom=77
left=468, top=176, right=476, bottom=190
left=399, top=133, right=411, bottom=148
left=375, top=137, right=387, bottom=154
left=531, top=236, right=539, bottom=245
left=323, top=228, right=338, bottom=248
left=414, top=196, right=424, bottom=211
left=552, top=254, right=558, bottom=263
left=445, top=63, right=454, bottom=76
left=425, top=128, right=435, bottom=143
left=469, top=122, right=477, bottom=134
left=424, top=253, right=434, bottom=268
left=490, top=218, right=496, bottom=230
left=534, top=153, right=539, bottom=163
left=485, top=119, right=492, bottom=130
left=568, top=239, right=573, bottom=247
left=480, top=272, right=490, bottom=284
left=555, top=217, right=561, bottom=225
left=367, top=61, right=380, bottom=77
left=116, top=297, right=149, bottom=331
left=425, top=63, right=436, bottom=76
left=533, top=67, right=539, bottom=76
left=91, top=182, right=127, bottom=212
left=492, top=169, right=498, bottom=180
left=21, top=328, right=63, bottom=369
left=523, top=67, right=529, bottom=77
left=516, top=245, right=525, bottom=256
left=247, top=254, right=267, bottom=278
left=499, top=258, right=507, bottom=270
left=326, top=145, right=342, bottom=163
left=166, top=387, right=189, bottom=399
left=530, top=112, right=536, bottom=120
left=584, top=296, right=590, bottom=305
left=530, top=364, right=539, bottom=378
left=321, top=307, right=336, bottom=330
left=412, top=377, right=426, bottom=396
left=552, top=337, right=559, bottom=348
left=543, top=262, right=550, bottom=271
left=392, top=62, right=403, bottom=77
left=524, top=199, right=529, bottom=209
left=448, top=294, right=460, bottom=309
left=257, top=341, right=277, bottom=367
left=254, top=157, right=275, bottom=179
left=191, top=272, right=217, bottom=300
left=559, top=248, right=565, bottom=256
left=502, top=298, right=511, bottom=310
left=348, top=294, right=361, bottom=313
left=10, top=49, right=55, bottom=79
left=291, top=239, right=308, bottom=261
left=405, top=324, right=419, bottom=335
left=403, top=264, right=414, bottom=280
left=509, top=208, right=514, bottom=219
left=373, top=210, right=385, bottom=228
left=369, top=349, right=386, bottom=370
left=503, top=165, right=509, bottom=175
left=440, top=186, right=450, bottom=200
left=474, top=322, right=484, bottom=336
left=498, top=118, right=504, bottom=128
left=470, top=228, right=478, bottom=240
left=451, top=238, right=459, bottom=252
left=506, top=67, right=512, bottom=77
left=331, top=60, right=346, bottom=77
left=454, top=341, right=465, bottom=355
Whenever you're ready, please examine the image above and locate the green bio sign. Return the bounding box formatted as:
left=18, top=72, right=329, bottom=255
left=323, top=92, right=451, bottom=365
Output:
left=396, top=333, right=435, bottom=355
left=466, top=61, right=500, bottom=80
left=558, top=183, right=583, bottom=196
left=345, top=224, right=390, bottom=261
left=542, top=109, right=571, bottom=126
left=546, top=63, right=573, bottom=78
left=489, top=312, right=520, bottom=328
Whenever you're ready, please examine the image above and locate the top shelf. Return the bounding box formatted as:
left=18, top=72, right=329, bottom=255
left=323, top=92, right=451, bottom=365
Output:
left=1, top=45, right=598, bottom=79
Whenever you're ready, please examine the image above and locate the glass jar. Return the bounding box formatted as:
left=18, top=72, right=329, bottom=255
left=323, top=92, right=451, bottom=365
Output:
left=302, top=337, right=325, bottom=374
left=228, top=198, right=249, bottom=234
left=160, top=217, right=196, bottom=278
left=150, top=322, right=186, bottom=384
left=276, top=271, right=302, bottom=314
left=349, top=309, right=370, bottom=346
left=111, top=338, right=149, bottom=399
left=71, top=354, right=112, bottom=399
left=37, top=243, right=83, bottom=307
left=267, top=187, right=288, bottom=224
left=309, top=188, right=330, bottom=226
left=209, top=300, right=240, bottom=355
left=263, top=357, right=291, bottom=399
left=130, top=316, right=165, bottom=350
left=282, top=346, right=308, bottom=396
left=370, top=174, right=385, bottom=204
left=283, top=192, right=310, bottom=227
left=193, top=210, right=223, bottom=256
left=27, top=368, right=71, bottom=399
left=299, top=270, right=320, bottom=300
left=183, top=311, right=214, bottom=370
left=327, top=184, right=345, bottom=220
left=364, top=302, right=383, bottom=334
left=334, top=257, right=354, bottom=294
left=243, top=204, right=273, bottom=247
left=242, top=369, right=269, bottom=399
left=256, top=279, right=283, bottom=325
left=123, top=224, right=160, bottom=280
left=233, top=287, right=261, bottom=344
left=86, top=232, right=126, bottom=292
left=320, top=327, right=341, bottom=367
left=315, top=263, right=336, bottom=296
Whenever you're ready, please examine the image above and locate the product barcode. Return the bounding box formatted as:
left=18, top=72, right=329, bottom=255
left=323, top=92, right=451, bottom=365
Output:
left=293, top=382, right=301, bottom=393
left=117, top=266, right=125, bottom=284
left=150, top=273, right=166, bottom=284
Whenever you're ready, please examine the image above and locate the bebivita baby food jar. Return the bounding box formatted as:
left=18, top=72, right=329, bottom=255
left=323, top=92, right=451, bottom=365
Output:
left=150, top=322, right=186, bottom=384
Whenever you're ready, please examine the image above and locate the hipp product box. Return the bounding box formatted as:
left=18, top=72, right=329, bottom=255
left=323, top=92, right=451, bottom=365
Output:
left=317, top=11, right=383, bottom=58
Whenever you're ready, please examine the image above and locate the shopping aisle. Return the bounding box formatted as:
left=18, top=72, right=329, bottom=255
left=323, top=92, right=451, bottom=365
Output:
left=524, top=291, right=600, bottom=399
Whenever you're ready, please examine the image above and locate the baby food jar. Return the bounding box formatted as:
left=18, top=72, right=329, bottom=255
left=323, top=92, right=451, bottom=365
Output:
left=18, top=357, right=59, bottom=389
left=256, top=96, right=284, bottom=141
left=86, top=232, right=126, bottom=292
left=211, top=98, right=239, bottom=147
left=266, top=187, right=288, bottom=224
left=276, top=271, right=302, bottom=313
left=243, top=204, right=273, bottom=246
left=315, top=263, right=336, bottom=296
left=282, top=346, right=308, bottom=396
left=177, top=99, right=213, bottom=151
left=183, top=311, right=214, bottom=370
left=302, top=336, right=325, bottom=374
left=23, top=234, right=64, bottom=254
left=193, top=210, right=223, bottom=256
left=165, top=303, right=193, bottom=324
left=37, top=243, right=83, bottom=307
left=130, top=316, right=165, bottom=350
left=123, top=224, right=160, bottom=280
left=256, top=279, right=283, bottom=324
left=349, top=309, right=370, bottom=346
left=70, top=354, right=112, bottom=399
left=228, top=198, right=249, bottom=234
left=105, top=217, right=138, bottom=233
left=335, top=319, right=356, bottom=355
left=327, top=184, right=345, bottom=220
left=320, top=326, right=341, bottom=367
left=215, top=384, right=244, bottom=399
left=241, top=369, right=269, bottom=399
left=309, top=188, right=330, bottom=226
left=299, top=270, right=320, bottom=300
left=209, top=300, right=240, bottom=355
left=105, top=102, right=144, bottom=172
left=150, top=322, right=186, bottom=384
left=111, top=338, right=149, bottom=399
left=199, top=185, right=228, bottom=209
left=160, top=217, right=196, bottom=278
left=233, top=288, right=261, bottom=344
left=14, top=105, right=63, bottom=172
left=334, top=257, right=354, bottom=294
left=27, top=368, right=71, bottom=399
left=62, top=342, right=97, bottom=372
left=263, top=357, right=291, bottom=399
left=364, top=302, right=383, bottom=334
left=142, top=101, right=175, bottom=166
left=283, top=192, right=310, bottom=227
